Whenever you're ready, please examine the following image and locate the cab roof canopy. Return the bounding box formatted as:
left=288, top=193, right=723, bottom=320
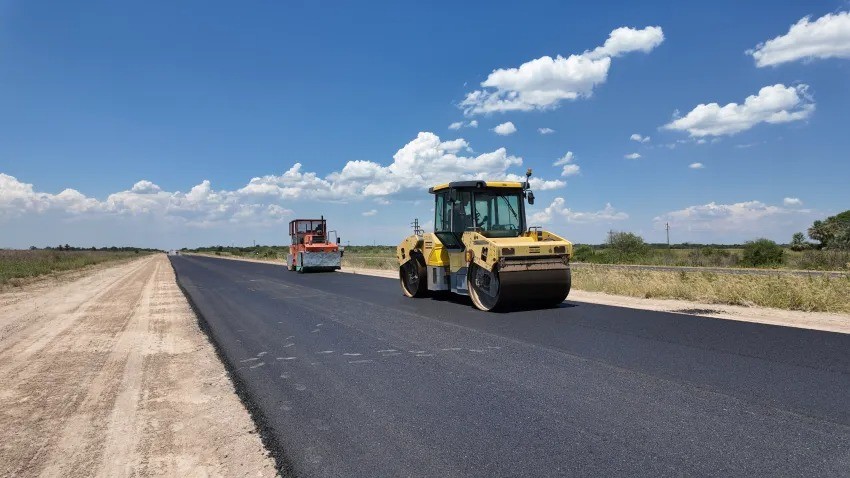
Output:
left=429, top=181, right=524, bottom=194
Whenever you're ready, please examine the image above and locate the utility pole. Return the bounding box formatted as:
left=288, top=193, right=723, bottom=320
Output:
left=665, top=222, right=670, bottom=249
left=412, top=218, right=423, bottom=236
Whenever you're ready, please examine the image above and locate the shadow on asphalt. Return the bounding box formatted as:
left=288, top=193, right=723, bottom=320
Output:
left=420, top=290, right=580, bottom=314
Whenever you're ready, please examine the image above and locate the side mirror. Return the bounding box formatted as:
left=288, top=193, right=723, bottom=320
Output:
left=337, top=237, right=341, bottom=244
left=528, top=191, right=535, bottom=205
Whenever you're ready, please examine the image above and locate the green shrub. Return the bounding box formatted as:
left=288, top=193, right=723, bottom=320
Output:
left=572, top=245, right=594, bottom=262
left=741, top=238, right=784, bottom=267
left=790, top=232, right=809, bottom=251
left=605, top=232, right=649, bottom=263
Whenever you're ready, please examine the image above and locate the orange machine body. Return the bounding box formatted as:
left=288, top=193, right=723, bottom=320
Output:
left=287, top=217, right=342, bottom=272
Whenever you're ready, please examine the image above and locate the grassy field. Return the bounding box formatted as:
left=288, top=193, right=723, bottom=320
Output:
left=572, top=266, right=850, bottom=314
left=0, top=250, right=146, bottom=285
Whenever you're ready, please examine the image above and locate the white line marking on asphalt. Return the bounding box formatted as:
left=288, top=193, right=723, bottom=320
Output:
left=257, top=351, right=267, bottom=356
left=468, top=349, right=485, bottom=353
left=249, top=362, right=266, bottom=369
left=342, top=353, right=361, bottom=356
left=409, top=350, right=426, bottom=354
left=486, top=346, right=502, bottom=350
left=277, top=357, right=297, bottom=360
left=311, top=329, right=320, bottom=333
left=382, top=352, right=402, bottom=356
left=415, top=354, right=434, bottom=357
left=377, top=349, right=397, bottom=353
left=283, top=343, right=295, bottom=348
left=441, top=348, right=462, bottom=351
left=317, top=350, right=334, bottom=354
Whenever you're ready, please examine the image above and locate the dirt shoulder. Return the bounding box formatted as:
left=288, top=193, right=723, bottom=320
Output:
left=0, top=254, right=276, bottom=477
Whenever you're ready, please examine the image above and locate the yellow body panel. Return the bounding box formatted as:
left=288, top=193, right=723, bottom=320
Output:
left=396, top=234, right=423, bottom=264
left=423, top=233, right=449, bottom=267
left=430, top=181, right=523, bottom=192
left=459, top=231, right=573, bottom=272
left=399, top=229, right=573, bottom=273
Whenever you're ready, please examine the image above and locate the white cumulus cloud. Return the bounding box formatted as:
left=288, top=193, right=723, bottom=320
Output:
left=531, top=197, right=629, bottom=224
left=689, top=162, right=705, bottom=169
left=783, top=197, right=803, bottom=206
left=630, top=133, right=650, bottom=143
left=1, top=132, right=565, bottom=228
left=625, top=152, right=641, bottom=159
left=538, top=127, right=555, bottom=135
left=362, top=209, right=377, bottom=216
left=449, top=120, right=478, bottom=130
left=748, top=11, right=850, bottom=67
left=492, top=121, right=517, bottom=135
left=663, top=84, right=814, bottom=137
left=531, top=198, right=628, bottom=224
left=460, top=26, right=663, bottom=115
left=0, top=174, right=294, bottom=227
left=653, top=200, right=812, bottom=235
left=553, top=152, right=580, bottom=177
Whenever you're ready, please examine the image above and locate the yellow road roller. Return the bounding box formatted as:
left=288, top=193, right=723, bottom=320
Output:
left=397, top=170, right=572, bottom=311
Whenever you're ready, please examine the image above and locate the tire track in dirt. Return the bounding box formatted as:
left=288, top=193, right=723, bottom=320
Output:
left=0, top=254, right=275, bottom=477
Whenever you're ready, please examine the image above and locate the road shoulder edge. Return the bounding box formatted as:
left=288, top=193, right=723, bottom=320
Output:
left=166, top=255, right=295, bottom=477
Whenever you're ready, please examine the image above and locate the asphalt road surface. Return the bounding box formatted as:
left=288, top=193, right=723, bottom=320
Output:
left=169, top=255, right=850, bottom=477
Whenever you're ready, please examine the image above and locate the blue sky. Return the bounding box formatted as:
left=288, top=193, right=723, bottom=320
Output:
left=1, top=0, right=849, bottom=248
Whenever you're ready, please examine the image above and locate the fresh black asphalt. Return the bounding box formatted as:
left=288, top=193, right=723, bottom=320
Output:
left=169, top=255, right=850, bottom=477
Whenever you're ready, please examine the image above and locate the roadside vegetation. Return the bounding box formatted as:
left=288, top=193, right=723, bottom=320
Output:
left=572, top=266, right=850, bottom=313
left=0, top=247, right=156, bottom=285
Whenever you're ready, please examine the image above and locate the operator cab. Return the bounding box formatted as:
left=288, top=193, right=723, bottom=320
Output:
left=429, top=177, right=534, bottom=249
left=289, top=218, right=329, bottom=245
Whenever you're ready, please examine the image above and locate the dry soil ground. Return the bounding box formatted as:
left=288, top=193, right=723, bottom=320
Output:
left=0, top=254, right=277, bottom=477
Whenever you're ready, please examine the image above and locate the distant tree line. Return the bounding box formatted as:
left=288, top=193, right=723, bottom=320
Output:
left=29, top=245, right=162, bottom=253
left=571, top=210, right=850, bottom=270
left=799, top=210, right=850, bottom=251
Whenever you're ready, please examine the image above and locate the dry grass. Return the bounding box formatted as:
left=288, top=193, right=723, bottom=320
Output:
left=341, top=254, right=397, bottom=270
left=572, top=265, right=850, bottom=314
left=0, top=250, right=144, bottom=285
